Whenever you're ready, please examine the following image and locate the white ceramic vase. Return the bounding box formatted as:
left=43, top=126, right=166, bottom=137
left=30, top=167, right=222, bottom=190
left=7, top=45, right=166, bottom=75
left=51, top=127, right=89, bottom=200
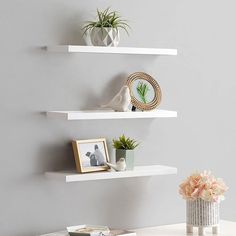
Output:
left=186, top=198, right=220, bottom=235
left=87, top=27, right=120, bottom=47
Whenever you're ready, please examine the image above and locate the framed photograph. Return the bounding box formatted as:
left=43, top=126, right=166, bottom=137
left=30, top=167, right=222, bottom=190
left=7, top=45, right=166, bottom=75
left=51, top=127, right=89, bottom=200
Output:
left=126, top=72, right=162, bottom=111
left=72, top=138, right=110, bottom=173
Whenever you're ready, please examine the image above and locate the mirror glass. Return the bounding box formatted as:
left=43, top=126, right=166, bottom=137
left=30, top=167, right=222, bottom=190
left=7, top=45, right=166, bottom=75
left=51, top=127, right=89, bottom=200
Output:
left=131, top=79, right=155, bottom=104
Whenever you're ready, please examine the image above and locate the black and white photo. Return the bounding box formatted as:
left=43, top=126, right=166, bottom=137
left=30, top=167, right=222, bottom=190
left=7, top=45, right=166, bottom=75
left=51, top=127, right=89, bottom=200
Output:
left=72, top=139, right=110, bottom=173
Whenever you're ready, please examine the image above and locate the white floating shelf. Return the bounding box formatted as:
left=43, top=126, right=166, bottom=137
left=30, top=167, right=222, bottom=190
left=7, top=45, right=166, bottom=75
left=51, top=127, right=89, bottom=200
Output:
left=45, top=165, right=177, bottom=182
left=47, top=45, right=177, bottom=56
left=47, top=110, right=177, bottom=120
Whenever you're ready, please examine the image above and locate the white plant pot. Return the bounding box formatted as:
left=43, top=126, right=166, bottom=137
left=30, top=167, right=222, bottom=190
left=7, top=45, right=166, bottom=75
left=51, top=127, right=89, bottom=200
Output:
left=186, top=199, right=220, bottom=235
left=87, top=27, right=120, bottom=47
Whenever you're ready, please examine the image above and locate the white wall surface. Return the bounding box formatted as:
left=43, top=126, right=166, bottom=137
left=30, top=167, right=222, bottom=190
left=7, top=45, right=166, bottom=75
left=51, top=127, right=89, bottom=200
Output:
left=0, top=0, right=235, bottom=235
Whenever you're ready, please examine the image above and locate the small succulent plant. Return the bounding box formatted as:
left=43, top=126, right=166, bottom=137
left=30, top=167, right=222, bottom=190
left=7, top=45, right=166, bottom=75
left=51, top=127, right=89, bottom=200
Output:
left=112, top=135, right=139, bottom=150
left=82, top=8, right=130, bottom=35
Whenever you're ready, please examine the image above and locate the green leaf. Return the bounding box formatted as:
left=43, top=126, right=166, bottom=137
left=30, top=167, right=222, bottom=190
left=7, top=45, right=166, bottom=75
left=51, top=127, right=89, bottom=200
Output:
left=136, top=82, right=150, bottom=104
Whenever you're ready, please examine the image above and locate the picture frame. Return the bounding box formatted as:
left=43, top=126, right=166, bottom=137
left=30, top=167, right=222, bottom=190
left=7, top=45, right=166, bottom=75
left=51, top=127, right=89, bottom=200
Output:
left=72, top=138, right=110, bottom=173
left=126, top=72, right=162, bottom=111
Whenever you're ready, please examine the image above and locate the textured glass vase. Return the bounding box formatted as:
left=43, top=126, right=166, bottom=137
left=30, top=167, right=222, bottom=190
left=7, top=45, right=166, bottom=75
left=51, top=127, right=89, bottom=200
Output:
left=186, top=198, right=220, bottom=235
left=89, top=27, right=120, bottom=47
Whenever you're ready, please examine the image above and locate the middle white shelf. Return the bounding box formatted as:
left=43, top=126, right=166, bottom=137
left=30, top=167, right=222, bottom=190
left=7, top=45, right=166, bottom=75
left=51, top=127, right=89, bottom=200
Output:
left=47, top=110, right=177, bottom=120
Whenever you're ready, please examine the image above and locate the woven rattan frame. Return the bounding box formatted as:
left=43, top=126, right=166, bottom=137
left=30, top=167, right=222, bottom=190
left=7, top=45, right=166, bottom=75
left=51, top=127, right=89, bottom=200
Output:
left=126, top=72, right=162, bottom=111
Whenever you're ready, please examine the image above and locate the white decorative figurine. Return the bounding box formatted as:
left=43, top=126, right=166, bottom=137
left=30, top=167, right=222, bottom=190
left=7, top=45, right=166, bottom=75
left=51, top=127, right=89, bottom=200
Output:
left=101, top=86, right=131, bottom=112
left=106, top=158, right=126, bottom=171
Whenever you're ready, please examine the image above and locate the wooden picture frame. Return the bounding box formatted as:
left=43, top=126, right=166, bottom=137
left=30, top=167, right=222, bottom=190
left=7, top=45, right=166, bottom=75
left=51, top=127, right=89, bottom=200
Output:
left=126, top=72, right=162, bottom=111
left=72, top=138, right=110, bottom=173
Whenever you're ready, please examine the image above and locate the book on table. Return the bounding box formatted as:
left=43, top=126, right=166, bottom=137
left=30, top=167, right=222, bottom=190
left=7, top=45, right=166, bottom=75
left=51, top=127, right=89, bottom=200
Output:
left=67, top=225, right=110, bottom=236
left=108, top=229, right=136, bottom=236
left=66, top=225, right=136, bottom=236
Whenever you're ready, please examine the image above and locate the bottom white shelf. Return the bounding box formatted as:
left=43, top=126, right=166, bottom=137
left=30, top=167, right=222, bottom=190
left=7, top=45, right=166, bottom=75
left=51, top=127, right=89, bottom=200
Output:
left=45, top=165, right=177, bottom=183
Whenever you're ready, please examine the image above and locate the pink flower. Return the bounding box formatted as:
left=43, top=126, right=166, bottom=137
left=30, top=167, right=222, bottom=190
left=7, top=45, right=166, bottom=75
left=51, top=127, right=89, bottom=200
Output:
left=179, top=171, right=228, bottom=202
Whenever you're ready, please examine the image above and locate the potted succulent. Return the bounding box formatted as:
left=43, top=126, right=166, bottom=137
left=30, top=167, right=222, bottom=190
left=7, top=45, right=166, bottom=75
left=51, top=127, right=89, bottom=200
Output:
left=82, top=8, right=130, bottom=47
left=112, top=135, right=139, bottom=170
left=179, top=171, right=228, bottom=235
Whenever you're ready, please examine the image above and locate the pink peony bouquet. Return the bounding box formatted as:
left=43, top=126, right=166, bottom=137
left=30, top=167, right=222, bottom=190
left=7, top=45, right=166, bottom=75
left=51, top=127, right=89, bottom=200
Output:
left=179, top=171, right=228, bottom=202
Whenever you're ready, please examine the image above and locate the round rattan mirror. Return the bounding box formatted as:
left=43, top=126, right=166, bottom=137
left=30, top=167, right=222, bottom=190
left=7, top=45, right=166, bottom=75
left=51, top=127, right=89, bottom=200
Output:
left=126, top=72, right=162, bottom=111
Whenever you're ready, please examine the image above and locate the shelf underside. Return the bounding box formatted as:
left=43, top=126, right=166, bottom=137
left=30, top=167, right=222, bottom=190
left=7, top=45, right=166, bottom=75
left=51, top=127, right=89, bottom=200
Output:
left=45, top=165, right=177, bottom=182
left=47, top=110, right=177, bottom=120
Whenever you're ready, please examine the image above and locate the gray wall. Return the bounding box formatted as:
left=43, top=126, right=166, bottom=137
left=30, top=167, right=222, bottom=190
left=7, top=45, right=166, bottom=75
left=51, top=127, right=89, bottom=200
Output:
left=0, top=0, right=235, bottom=235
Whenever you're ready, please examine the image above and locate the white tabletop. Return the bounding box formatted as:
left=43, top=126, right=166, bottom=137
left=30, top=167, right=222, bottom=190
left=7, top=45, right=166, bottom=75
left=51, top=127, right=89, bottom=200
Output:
left=134, top=221, right=236, bottom=236
left=40, top=221, right=236, bottom=236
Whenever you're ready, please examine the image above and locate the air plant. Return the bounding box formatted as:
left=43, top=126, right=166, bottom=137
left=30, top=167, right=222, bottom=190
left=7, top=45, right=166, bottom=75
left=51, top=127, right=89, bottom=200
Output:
left=82, top=8, right=130, bottom=35
left=137, top=81, right=150, bottom=104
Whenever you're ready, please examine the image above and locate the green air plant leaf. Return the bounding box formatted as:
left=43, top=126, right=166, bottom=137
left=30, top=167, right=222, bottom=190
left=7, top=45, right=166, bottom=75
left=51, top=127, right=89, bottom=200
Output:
left=82, top=8, right=130, bottom=35
left=137, top=81, right=150, bottom=104
left=112, top=135, right=139, bottom=150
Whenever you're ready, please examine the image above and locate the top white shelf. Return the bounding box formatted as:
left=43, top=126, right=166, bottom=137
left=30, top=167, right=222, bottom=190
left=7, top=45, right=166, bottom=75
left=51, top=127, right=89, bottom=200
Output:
left=47, top=45, right=178, bottom=56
